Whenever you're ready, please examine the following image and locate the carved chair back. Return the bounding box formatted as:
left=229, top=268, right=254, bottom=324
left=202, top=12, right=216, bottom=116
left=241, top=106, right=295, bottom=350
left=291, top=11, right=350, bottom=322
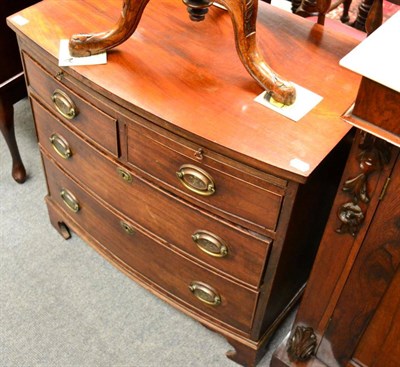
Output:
left=293, top=0, right=384, bottom=35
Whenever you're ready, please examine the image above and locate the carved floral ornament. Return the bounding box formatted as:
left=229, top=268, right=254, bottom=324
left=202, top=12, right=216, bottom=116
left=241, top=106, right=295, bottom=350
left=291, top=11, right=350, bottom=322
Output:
left=336, top=133, right=391, bottom=236
left=336, top=202, right=365, bottom=237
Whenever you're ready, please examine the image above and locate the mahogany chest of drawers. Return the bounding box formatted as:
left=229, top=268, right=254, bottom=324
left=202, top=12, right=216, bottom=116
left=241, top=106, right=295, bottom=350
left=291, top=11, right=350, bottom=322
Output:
left=8, top=0, right=361, bottom=365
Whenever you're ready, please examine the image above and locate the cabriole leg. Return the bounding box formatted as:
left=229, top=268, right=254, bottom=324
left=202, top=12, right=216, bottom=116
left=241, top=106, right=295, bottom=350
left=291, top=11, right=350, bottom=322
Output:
left=216, top=0, right=296, bottom=105
left=0, top=97, right=26, bottom=183
left=69, top=0, right=296, bottom=105
left=69, top=0, right=151, bottom=57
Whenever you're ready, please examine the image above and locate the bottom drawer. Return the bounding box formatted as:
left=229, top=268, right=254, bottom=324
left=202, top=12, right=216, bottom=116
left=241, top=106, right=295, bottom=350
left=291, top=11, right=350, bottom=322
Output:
left=42, top=154, right=259, bottom=333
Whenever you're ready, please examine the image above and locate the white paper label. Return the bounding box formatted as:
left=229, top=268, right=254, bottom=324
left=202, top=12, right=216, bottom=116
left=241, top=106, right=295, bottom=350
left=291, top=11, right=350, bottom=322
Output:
left=58, top=39, right=107, bottom=67
left=254, top=83, right=323, bottom=122
left=290, top=158, right=310, bottom=173
left=11, top=15, right=29, bottom=26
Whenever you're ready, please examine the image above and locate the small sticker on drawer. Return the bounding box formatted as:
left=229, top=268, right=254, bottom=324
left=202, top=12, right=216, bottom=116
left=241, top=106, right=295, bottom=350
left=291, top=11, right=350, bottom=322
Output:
left=11, top=15, right=29, bottom=26
left=290, top=158, right=310, bottom=173
left=58, top=39, right=107, bottom=67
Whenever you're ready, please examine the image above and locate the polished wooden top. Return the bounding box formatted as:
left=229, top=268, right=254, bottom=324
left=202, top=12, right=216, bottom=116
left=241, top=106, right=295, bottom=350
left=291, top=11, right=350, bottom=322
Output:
left=8, top=0, right=361, bottom=182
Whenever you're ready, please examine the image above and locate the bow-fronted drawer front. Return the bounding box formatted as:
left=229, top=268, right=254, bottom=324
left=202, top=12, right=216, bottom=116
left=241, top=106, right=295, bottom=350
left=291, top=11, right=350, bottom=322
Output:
left=125, top=119, right=286, bottom=236
left=43, top=155, right=259, bottom=334
left=22, top=52, right=118, bottom=156
left=33, top=98, right=271, bottom=288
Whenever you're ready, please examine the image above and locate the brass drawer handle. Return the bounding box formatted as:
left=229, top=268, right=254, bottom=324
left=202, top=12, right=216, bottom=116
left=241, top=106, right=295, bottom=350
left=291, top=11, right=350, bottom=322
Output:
left=189, top=281, right=221, bottom=306
left=192, top=230, right=228, bottom=258
left=116, top=167, right=133, bottom=183
left=51, top=89, right=77, bottom=120
left=60, top=188, right=80, bottom=213
left=120, top=220, right=135, bottom=235
left=49, top=133, right=72, bottom=159
left=176, top=164, right=215, bottom=196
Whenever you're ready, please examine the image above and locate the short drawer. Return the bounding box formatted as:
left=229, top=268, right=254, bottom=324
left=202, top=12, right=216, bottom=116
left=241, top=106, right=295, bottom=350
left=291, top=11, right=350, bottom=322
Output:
left=23, top=52, right=118, bottom=156
left=125, top=120, right=285, bottom=233
left=43, top=156, right=259, bottom=333
left=33, top=98, right=270, bottom=287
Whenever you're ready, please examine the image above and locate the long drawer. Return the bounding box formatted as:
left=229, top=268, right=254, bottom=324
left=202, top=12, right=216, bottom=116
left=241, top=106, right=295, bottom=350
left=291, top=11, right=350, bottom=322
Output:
left=33, top=97, right=270, bottom=287
left=125, top=118, right=285, bottom=233
left=22, top=51, right=118, bottom=156
left=42, top=154, right=259, bottom=333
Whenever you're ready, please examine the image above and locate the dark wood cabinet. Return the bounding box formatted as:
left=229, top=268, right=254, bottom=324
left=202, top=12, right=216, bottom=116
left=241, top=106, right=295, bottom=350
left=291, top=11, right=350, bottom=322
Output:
left=271, top=13, right=400, bottom=367
left=8, top=0, right=362, bottom=365
left=271, top=133, right=400, bottom=367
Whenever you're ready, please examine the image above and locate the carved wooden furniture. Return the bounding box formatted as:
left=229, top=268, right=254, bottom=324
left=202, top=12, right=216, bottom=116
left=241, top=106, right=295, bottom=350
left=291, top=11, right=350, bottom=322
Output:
left=293, top=0, right=386, bottom=36
left=8, top=0, right=362, bottom=365
left=352, top=0, right=399, bottom=31
left=293, top=0, right=353, bottom=24
left=68, top=0, right=297, bottom=106
left=352, top=0, right=379, bottom=29
left=270, top=13, right=400, bottom=367
left=0, top=0, right=39, bottom=183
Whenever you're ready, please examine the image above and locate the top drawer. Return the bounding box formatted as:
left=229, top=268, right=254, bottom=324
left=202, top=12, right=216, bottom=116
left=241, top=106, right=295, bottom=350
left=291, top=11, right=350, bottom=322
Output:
left=22, top=52, right=119, bottom=156
left=125, top=119, right=286, bottom=234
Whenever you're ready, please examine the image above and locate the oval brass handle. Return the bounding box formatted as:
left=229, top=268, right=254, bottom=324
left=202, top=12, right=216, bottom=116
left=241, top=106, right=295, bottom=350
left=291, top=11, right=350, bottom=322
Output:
left=116, top=167, right=133, bottom=183
left=60, top=188, right=80, bottom=213
left=51, top=89, right=77, bottom=120
left=176, top=164, right=215, bottom=196
left=192, top=230, right=228, bottom=258
left=189, top=281, right=221, bottom=306
left=120, top=220, right=135, bottom=235
left=49, top=133, right=72, bottom=159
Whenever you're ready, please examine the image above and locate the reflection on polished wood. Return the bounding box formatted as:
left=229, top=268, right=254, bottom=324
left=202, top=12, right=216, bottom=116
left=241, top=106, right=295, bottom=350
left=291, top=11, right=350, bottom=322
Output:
left=69, top=0, right=296, bottom=105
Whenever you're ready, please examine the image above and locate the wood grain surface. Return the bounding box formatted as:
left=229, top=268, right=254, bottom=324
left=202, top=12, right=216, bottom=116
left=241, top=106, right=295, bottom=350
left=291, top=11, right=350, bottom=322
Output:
left=8, top=0, right=362, bottom=182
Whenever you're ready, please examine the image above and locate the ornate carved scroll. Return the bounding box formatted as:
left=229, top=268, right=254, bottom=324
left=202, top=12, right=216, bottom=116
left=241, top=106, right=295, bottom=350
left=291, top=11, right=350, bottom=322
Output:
left=287, top=326, right=317, bottom=362
left=336, top=133, right=391, bottom=236
left=69, top=0, right=296, bottom=105
left=336, top=202, right=364, bottom=236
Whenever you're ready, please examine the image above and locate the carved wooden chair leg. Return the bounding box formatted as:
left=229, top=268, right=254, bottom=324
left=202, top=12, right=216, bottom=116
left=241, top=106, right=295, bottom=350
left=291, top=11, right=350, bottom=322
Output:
left=352, top=0, right=374, bottom=31
left=340, top=0, right=352, bottom=23
left=295, top=0, right=318, bottom=19
left=70, top=0, right=295, bottom=105
left=291, top=0, right=303, bottom=13
left=352, top=0, right=382, bottom=33
left=69, top=0, right=151, bottom=56
left=364, top=0, right=383, bottom=35
left=216, top=0, right=296, bottom=105
left=0, top=97, right=26, bottom=183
